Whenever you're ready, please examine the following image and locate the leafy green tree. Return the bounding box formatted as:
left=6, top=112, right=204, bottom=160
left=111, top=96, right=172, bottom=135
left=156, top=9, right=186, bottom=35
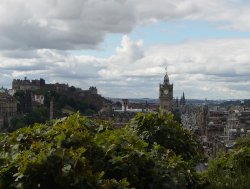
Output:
left=95, top=127, right=201, bottom=189
left=206, top=135, right=250, bottom=189
left=0, top=114, right=130, bottom=189
left=129, top=112, right=204, bottom=163
left=1, top=112, right=205, bottom=189
left=10, top=107, right=49, bottom=131
left=173, top=109, right=181, bottom=123
left=207, top=147, right=250, bottom=189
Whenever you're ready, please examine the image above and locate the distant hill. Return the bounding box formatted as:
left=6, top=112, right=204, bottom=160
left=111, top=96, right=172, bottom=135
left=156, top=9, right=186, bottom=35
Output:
left=10, top=87, right=109, bottom=132
left=219, top=99, right=250, bottom=107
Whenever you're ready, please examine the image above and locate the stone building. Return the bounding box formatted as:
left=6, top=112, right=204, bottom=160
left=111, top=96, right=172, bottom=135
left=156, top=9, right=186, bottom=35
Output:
left=0, top=91, right=17, bottom=130
left=12, top=77, right=45, bottom=91
left=33, top=94, right=45, bottom=105
left=207, top=108, right=228, bottom=138
left=11, top=78, right=101, bottom=96
left=181, top=105, right=207, bottom=131
left=45, top=83, right=69, bottom=92
left=89, top=86, right=98, bottom=95
left=159, top=69, right=173, bottom=112
left=12, top=77, right=70, bottom=93
left=99, top=99, right=155, bottom=127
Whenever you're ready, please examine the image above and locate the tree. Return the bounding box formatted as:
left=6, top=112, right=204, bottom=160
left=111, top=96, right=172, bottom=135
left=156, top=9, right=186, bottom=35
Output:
left=129, top=112, right=204, bottom=163
left=10, top=107, right=49, bottom=132
left=95, top=126, right=202, bottom=189
left=0, top=113, right=205, bottom=189
left=206, top=135, right=250, bottom=189
left=0, top=114, right=130, bottom=189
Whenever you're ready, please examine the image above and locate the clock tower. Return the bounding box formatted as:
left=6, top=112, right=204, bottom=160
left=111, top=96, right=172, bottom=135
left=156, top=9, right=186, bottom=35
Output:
left=159, top=69, right=173, bottom=112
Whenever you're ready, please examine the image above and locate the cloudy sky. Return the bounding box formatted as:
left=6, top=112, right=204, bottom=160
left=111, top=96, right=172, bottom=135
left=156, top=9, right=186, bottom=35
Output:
left=1, top=0, right=250, bottom=99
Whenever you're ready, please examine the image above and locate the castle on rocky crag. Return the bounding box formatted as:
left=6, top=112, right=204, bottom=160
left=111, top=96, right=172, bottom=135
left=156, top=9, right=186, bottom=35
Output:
left=12, top=77, right=98, bottom=95
left=0, top=77, right=100, bottom=130
left=12, top=77, right=68, bottom=92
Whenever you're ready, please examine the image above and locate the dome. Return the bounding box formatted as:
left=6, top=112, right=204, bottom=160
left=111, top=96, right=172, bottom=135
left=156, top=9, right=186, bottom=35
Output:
left=0, top=86, right=6, bottom=93
left=208, top=121, right=214, bottom=126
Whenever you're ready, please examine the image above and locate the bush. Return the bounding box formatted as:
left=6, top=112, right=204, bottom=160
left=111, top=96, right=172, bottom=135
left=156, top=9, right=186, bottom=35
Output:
left=129, top=112, right=204, bottom=163
left=206, top=135, right=250, bottom=189
left=0, top=113, right=205, bottom=189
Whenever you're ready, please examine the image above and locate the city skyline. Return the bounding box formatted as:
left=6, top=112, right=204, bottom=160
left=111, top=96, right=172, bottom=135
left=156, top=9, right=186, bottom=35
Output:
left=1, top=0, right=250, bottom=99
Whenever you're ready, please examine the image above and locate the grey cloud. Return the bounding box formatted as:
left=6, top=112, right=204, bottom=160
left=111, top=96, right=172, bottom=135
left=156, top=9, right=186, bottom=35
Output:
left=0, top=35, right=164, bottom=97
left=132, top=0, right=200, bottom=23
left=1, top=34, right=250, bottom=99
left=2, top=65, right=47, bottom=72
left=0, top=48, right=103, bottom=89
left=0, top=0, right=136, bottom=50
left=1, top=50, right=40, bottom=59
left=1, top=0, right=250, bottom=51
left=142, top=38, right=250, bottom=99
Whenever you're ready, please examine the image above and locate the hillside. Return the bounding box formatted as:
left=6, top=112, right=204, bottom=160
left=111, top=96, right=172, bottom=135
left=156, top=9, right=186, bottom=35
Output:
left=10, top=87, right=109, bottom=132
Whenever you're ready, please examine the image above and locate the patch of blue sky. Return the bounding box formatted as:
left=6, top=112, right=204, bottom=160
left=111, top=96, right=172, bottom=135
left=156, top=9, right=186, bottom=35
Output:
left=238, top=0, right=250, bottom=4
left=130, top=20, right=250, bottom=47
left=70, top=19, right=250, bottom=57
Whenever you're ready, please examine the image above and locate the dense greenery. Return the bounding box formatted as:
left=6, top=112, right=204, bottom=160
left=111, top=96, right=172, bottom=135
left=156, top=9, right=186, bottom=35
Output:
left=9, top=110, right=250, bottom=189
left=206, top=135, right=250, bottom=189
left=10, top=107, right=49, bottom=132
left=43, top=90, right=100, bottom=116
left=11, top=88, right=106, bottom=131
left=0, top=114, right=130, bottom=189
left=0, top=112, right=205, bottom=189
left=130, top=112, right=204, bottom=163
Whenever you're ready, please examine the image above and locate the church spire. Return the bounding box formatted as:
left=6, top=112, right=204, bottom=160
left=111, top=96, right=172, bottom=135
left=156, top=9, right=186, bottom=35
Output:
left=164, top=66, right=169, bottom=84
left=181, top=92, right=186, bottom=105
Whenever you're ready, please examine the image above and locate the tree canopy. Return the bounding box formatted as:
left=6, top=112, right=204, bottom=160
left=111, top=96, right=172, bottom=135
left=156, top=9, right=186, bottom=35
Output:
left=129, top=112, right=204, bottom=163
left=0, top=112, right=205, bottom=189
left=206, top=134, right=250, bottom=189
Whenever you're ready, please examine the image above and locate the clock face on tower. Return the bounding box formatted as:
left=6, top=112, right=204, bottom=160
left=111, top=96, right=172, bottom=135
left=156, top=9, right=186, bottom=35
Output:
left=163, top=89, right=169, bottom=95
left=159, top=70, right=173, bottom=112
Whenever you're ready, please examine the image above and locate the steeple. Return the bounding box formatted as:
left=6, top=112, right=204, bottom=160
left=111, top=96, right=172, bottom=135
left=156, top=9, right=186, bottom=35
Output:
left=0, top=86, right=6, bottom=93
left=180, top=92, right=186, bottom=105
left=163, top=67, right=169, bottom=84
left=159, top=66, right=173, bottom=112
left=176, top=96, right=179, bottom=107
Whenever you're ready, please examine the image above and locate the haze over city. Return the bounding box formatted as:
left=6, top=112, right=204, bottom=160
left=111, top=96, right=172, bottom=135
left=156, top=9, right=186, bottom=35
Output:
left=1, top=0, right=250, bottom=99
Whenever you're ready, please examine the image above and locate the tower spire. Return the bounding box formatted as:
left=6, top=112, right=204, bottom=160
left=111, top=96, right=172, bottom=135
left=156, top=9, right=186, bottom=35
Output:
left=182, top=92, right=185, bottom=105
left=159, top=66, right=173, bottom=112
left=164, top=66, right=169, bottom=84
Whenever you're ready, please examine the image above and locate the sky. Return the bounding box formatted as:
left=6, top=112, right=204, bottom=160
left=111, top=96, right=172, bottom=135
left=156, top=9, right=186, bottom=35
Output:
left=1, top=0, right=250, bottom=99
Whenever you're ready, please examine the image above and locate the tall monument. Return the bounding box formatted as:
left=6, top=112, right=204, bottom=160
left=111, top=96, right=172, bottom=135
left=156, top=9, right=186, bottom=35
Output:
left=159, top=68, right=173, bottom=112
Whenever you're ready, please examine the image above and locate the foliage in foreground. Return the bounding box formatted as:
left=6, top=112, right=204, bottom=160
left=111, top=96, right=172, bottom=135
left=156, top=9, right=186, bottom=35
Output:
left=0, top=112, right=205, bottom=189
left=206, top=134, right=250, bottom=189
left=130, top=112, right=204, bottom=163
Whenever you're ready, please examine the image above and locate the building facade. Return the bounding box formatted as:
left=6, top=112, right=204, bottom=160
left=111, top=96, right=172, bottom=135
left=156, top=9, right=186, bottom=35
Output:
left=159, top=70, right=173, bottom=112
left=12, top=77, right=45, bottom=91
left=0, top=91, right=17, bottom=130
